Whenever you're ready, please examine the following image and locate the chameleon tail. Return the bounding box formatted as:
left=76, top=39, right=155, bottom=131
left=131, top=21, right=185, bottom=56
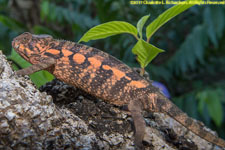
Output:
left=156, top=96, right=225, bottom=148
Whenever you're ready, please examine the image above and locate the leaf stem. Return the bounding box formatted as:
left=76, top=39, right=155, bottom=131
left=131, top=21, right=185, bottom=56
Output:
left=140, top=67, right=145, bottom=76
left=147, top=37, right=150, bottom=43
left=134, top=34, right=139, bottom=41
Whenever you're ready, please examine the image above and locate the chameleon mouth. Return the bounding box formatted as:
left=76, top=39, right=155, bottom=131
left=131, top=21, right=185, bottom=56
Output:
left=12, top=40, right=15, bottom=48
left=12, top=40, right=19, bottom=50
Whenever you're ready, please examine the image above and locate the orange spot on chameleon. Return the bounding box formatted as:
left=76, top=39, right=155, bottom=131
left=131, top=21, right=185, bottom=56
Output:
left=73, top=53, right=86, bottom=64
left=19, top=45, right=24, bottom=50
left=129, top=80, right=147, bottom=88
left=62, top=49, right=73, bottom=56
left=125, top=76, right=131, bottom=80
left=35, top=43, right=41, bottom=49
left=79, top=73, right=85, bottom=78
left=102, top=65, right=131, bottom=81
left=88, top=73, right=96, bottom=79
left=111, top=68, right=126, bottom=80
left=88, top=57, right=102, bottom=68
left=61, top=57, right=70, bottom=65
left=36, top=43, right=46, bottom=52
left=46, top=49, right=60, bottom=55
left=102, top=65, right=111, bottom=70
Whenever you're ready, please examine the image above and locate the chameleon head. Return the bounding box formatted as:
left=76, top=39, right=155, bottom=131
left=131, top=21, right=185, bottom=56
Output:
left=12, top=32, right=53, bottom=62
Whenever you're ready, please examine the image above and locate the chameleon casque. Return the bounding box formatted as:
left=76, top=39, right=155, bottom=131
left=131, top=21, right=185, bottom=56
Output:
left=12, top=32, right=225, bottom=148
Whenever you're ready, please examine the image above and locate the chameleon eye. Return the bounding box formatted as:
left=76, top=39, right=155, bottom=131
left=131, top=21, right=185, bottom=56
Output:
left=15, top=44, right=19, bottom=49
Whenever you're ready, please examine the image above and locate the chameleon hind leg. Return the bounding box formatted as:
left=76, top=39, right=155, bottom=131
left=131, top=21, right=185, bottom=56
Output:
left=128, top=100, right=146, bottom=149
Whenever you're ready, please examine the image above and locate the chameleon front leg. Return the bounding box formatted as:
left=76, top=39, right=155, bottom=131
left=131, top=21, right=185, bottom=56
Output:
left=128, top=100, right=146, bottom=149
left=16, top=57, right=56, bottom=75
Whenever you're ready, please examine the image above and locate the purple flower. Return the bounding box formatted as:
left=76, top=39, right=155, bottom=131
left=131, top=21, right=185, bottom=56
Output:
left=152, top=81, right=170, bottom=99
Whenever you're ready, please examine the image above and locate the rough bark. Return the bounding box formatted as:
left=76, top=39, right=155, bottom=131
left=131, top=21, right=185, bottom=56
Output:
left=0, top=51, right=222, bottom=150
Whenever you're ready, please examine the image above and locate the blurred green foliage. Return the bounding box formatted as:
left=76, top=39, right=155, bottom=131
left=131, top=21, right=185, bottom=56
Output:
left=0, top=0, right=224, bottom=138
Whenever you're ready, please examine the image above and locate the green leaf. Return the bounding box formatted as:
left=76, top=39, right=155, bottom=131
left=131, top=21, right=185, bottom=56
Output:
left=8, top=49, right=54, bottom=88
left=204, top=7, right=218, bottom=48
left=137, top=14, right=150, bottom=39
left=196, top=91, right=207, bottom=115
left=196, top=90, right=223, bottom=127
left=0, top=15, right=25, bottom=31
left=211, top=7, right=225, bottom=39
left=205, top=92, right=223, bottom=127
left=198, top=98, right=205, bottom=115
left=40, top=1, right=49, bottom=20
left=146, top=3, right=196, bottom=40
left=132, top=39, right=164, bottom=68
left=203, top=7, right=225, bottom=48
left=78, top=21, right=138, bottom=43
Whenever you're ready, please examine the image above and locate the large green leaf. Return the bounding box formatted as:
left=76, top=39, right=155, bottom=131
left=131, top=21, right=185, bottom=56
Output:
left=132, top=39, right=164, bottom=68
left=8, top=49, right=54, bottom=88
left=78, top=21, right=138, bottom=43
left=137, top=14, right=150, bottom=39
left=146, top=3, right=196, bottom=40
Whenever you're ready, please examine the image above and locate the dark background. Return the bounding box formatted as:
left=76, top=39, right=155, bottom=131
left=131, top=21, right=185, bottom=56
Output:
left=0, top=0, right=224, bottom=139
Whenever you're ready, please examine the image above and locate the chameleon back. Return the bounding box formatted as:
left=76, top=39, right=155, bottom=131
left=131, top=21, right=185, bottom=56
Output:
left=49, top=41, right=153, bottom=106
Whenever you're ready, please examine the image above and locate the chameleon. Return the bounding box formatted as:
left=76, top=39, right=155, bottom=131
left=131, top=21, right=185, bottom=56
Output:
left=12, top=32, right=225, bottom=148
